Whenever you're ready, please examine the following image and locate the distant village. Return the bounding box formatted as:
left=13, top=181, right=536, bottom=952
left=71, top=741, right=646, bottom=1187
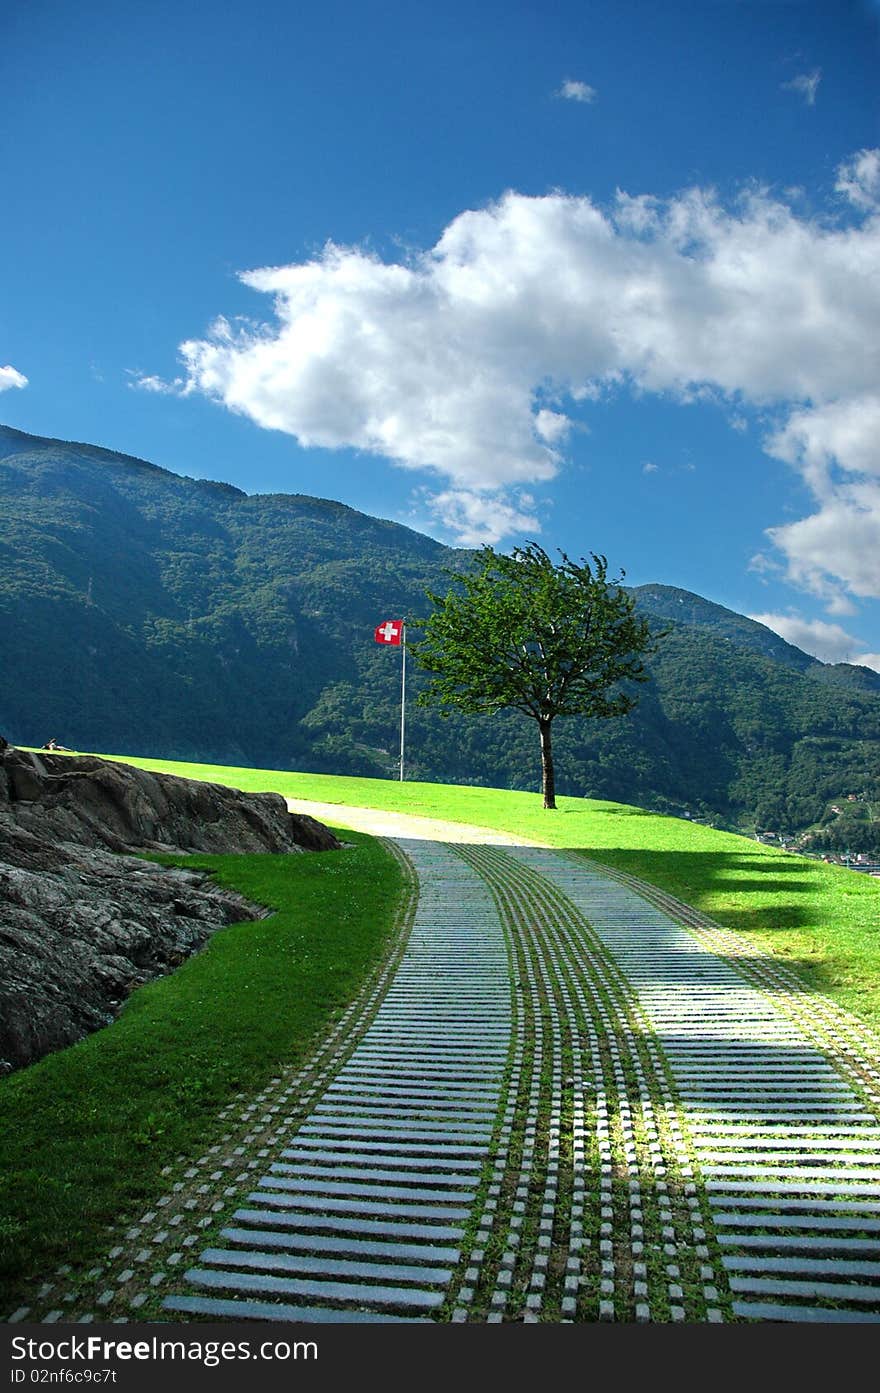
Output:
left=675, top=792, right=880, bottom=877
left=755, top=791, right=880, bottom=875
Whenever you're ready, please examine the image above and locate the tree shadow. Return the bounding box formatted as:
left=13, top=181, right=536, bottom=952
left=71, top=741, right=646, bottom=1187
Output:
left=565, top=847, right=820, bottom=934
left=641, top=1028, right=867, bottom=1129
left=539, top=844, right=878, bottom=1010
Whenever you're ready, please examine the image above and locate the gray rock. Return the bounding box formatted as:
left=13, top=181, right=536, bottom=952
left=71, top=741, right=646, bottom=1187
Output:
left=0, top=818, right=264, bottom=1071
left=0, top=745, right=340, bottom=854
left=0, top=741, right=342, bottom=1071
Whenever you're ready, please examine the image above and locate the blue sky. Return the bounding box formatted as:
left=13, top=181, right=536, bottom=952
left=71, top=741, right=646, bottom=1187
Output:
left=2, top=0, right=879, bottom=666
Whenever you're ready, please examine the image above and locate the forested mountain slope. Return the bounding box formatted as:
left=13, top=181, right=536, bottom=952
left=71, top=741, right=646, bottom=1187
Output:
left=3, top=423, right=878, bottom=830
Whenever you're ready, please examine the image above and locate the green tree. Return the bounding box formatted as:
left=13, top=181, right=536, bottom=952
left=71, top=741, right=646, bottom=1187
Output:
left=413, top=543, right=656, bottom=808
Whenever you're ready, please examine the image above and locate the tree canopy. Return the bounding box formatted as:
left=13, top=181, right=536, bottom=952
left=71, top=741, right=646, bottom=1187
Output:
left=414, top=543, right=656, bottom=807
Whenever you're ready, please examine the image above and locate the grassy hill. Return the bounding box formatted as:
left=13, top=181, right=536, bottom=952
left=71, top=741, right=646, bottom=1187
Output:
left=64, top=750, right=880, bottom=1035
left=4, top=421, right=880, bottom=835
left=2, top=752, right=878, bottom=1311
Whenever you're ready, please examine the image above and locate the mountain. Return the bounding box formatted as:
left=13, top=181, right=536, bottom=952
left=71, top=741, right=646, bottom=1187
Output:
left=631, top=583, right=818, bottom=673
left=630, top=583, right=880, bottom=695
left=3, top=422, right=880, bottom=832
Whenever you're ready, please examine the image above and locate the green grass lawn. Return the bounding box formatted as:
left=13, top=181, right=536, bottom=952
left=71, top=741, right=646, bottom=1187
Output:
left=84, top=751, right=880, bottom=1035
left=5, top=749, right=878, bottom=1311
left=0, top=831, right=404, bottom=1313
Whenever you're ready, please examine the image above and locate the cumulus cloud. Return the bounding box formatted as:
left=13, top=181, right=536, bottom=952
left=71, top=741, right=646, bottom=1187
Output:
left=427, top=489, right=540, bottom=546
left=163, top=151, right=880, bottom=551
left=533, top=408, right=572, bottom=444
left=557, top=79, right=597, bottom=103
left=749, top=611, right=880, bottom=672
left=836, top=148, right=880, bottom=211
left=0, top=364, right=28, bottom=392
left=765, top=396, right=880, bottom=495
left=782, top=69, right=821, bottom=105
left=767, top=484, right=880, bottom=603
left=129, top=372, right=185, bottom=394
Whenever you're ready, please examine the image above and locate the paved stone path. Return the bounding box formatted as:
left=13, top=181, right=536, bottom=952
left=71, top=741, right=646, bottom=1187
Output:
left=165, top=842, right=510, bottom=1322
left=8, top=814, right=880, bottom=1324
left=506, top=847, right=880, bottom=1323
left=160, top=832, right=880, bottom=1324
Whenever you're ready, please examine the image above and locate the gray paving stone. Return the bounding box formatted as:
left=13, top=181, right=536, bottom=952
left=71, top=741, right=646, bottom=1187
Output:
left=703, top=1166, right=880, bottom=1181
left=728, top=1275, right=880, bottom=1303
left=724, top=1255, right=880, bottom=1280
left=283, top=1143, right=483, bottom=1165
left=272, top=1162, right=478, bottom=1188
left=730, top=1301, right=880, bottom=1323
left=233, top=1207, right=464, bottom=1242
left=250, top=1186, right=470, bottom=1220
left=720, top=1235, right=880, bottom=1255
left=258, top=1175, right=473, bottom=1205
left=186, top=1264, right=446, bottom=1310
left=200, top=1246, right=451, bottom=1285
left=312, top=1099, right=496, bottom=1118
left=301, top=1119, right=489, bottom=1139
left=707, top=1186, right=880, bottom=1205
left=221, top=1226, right=459, bottom=1265
left=163, top=1294, right=421, bottom=1322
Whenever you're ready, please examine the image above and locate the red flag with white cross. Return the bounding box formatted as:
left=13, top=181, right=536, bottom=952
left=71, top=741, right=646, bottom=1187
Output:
left=374, top=619, right=403, bottom=645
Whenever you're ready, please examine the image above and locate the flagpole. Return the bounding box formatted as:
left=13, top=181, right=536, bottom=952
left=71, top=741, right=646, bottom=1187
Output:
left=399, top=621, right=406, bottom=782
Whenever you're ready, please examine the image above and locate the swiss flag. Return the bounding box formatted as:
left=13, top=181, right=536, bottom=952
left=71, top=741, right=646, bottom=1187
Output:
left=374, top=619, right=403, bottom=645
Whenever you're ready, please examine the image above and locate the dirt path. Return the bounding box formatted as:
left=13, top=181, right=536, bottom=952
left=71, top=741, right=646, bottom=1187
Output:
left=285, top=798, right=544, bottom=845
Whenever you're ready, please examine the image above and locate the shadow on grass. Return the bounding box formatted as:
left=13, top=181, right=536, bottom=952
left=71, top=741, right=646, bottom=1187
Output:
left=611, top=944, right=839, bottom=1000
left=549, top=844, right=877, bottom=1020
left=568, top=847, right=822, bottom=933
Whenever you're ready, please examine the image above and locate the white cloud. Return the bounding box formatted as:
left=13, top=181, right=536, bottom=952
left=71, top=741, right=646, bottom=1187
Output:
left=782, top=69, right=821, bottom=105
left=748, top=611, right=880, bottom=672
left=427, top=489, right=540, bottom=546
left=765, top=395, right=880, bottom=495
left=557, top=79, right=596, bottom=104
left=0, top=364, right=28, bottom=392
left=748, top=551, right=783, bottom=578
left=163, top=153, right=880, bottom=550
left=129, top=372, right=185, bottom=394
left=767, top=482, right=880, bottom=602
left=642, top=461, right=659, bottom=474
left=533, top=408, right=571, bottom=444
left=764, top=390, right=880, bottom=607
left=836, top=148, right=880, bottom=212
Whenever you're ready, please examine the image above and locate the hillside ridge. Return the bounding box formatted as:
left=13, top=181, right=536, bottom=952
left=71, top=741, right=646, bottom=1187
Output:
left=3, top=422, right=879, bottom=834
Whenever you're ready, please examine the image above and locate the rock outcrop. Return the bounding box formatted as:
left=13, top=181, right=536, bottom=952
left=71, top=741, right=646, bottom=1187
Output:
left=0, top=745, right=341, bottom=855
left=0, top=743, right=343, bottom=1072
left=0, top=823, right=266, bottom=1071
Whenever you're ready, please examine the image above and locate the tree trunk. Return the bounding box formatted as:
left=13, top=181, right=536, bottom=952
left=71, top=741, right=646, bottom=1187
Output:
left=539, top=717, right=556, bottom=809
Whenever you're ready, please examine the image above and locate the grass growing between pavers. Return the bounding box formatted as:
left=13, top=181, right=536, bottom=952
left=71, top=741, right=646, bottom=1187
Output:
left=73, top=752, right=880, bottom=1034
left=0, top=832, right=404, bottom=1315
